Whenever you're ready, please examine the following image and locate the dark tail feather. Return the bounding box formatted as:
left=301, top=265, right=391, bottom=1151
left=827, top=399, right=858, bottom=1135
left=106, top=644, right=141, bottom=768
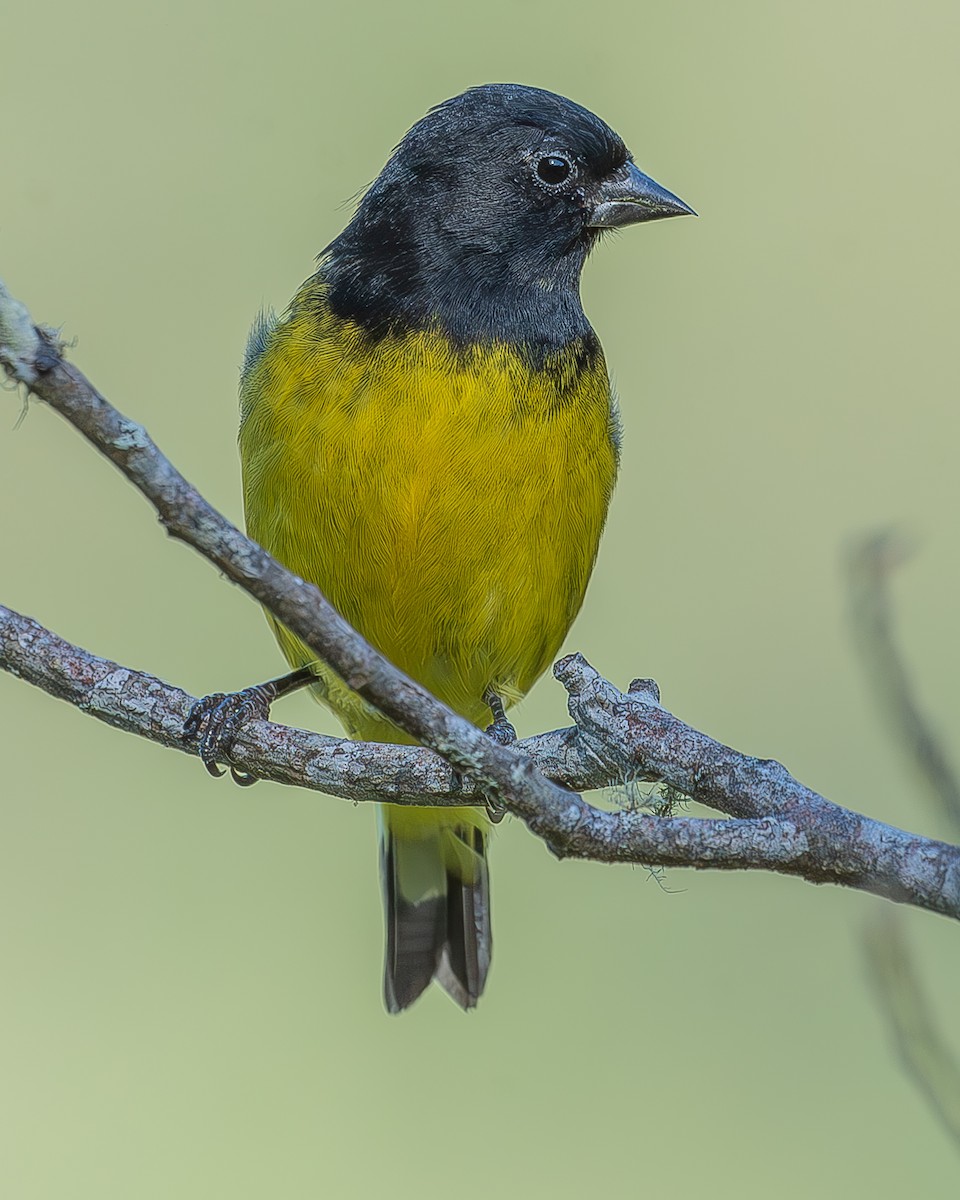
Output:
left=436, top=828, right=491, bottom=1009
left=381, top=820, right=491, bottom=1013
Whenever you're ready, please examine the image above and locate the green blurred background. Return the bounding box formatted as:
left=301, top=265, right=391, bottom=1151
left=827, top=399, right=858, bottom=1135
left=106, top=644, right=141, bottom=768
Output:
left=3, top=0, right=959, bottom=1194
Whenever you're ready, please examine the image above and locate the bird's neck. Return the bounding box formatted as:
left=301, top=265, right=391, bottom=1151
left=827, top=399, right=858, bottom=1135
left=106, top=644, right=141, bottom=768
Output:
left=321, top=226, right=595, bottom=365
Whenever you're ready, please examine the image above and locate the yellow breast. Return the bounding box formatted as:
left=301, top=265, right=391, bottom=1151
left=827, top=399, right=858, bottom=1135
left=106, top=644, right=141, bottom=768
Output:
left=239, top=281, right=618, bottom=738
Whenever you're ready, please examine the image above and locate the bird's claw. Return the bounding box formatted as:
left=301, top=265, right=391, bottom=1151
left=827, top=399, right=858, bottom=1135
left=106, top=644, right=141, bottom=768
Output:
left=484, top=717, right=517, bottom=746
left=483, top=793, right=508, bottom=823
left=184, top=684, right=275, bottom=784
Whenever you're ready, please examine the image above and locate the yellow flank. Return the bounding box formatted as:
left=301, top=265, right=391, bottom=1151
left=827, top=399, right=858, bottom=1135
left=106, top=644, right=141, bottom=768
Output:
left=239, top=278, right=618, bottom=845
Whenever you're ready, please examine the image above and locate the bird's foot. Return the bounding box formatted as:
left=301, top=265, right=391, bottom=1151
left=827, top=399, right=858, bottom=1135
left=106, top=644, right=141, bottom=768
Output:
left=184, top=683, right=277, bottom=786
left=185, top=665, right=317, bottom=785
left=483, top=686, right=517, bottom=747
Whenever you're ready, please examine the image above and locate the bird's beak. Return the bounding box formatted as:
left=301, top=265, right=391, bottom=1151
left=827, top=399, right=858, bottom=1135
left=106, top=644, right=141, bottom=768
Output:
left=586, top=161, right=696, bottom=228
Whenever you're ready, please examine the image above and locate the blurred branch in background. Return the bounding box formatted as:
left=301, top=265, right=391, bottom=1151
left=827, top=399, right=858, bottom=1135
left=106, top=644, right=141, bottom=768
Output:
left=3, top=278, right=960, bottom=919
left=864, top=911, right=960, bottom=1146
left=848, top=532, right=960, bottom=1152
left=849, top=532, right=960, bottom=829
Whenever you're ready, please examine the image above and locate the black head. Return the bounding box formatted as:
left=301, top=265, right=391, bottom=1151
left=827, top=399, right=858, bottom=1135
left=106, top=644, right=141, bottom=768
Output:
left=323, top=84, right=693, bottom=351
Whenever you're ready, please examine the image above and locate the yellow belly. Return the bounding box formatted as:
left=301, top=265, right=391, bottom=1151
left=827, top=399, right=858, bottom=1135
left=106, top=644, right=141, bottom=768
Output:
left=239, top=284, right=618, bottom=741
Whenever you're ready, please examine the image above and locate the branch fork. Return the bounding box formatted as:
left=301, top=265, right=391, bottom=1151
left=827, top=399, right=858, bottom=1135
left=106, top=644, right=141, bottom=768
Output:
left=2, top=276, right=959, bottom=923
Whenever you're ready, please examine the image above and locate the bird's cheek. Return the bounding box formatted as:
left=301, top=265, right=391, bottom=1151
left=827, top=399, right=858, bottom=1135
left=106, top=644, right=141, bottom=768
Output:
left=573, top=189, right=595, bottom=231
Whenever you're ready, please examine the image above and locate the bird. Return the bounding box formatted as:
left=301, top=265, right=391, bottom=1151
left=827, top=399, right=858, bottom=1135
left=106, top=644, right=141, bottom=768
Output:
left=188, top=83, right=693, bottom=1012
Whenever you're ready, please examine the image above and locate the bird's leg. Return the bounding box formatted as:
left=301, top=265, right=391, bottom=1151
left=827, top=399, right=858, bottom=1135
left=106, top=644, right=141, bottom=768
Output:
left=184, top=665, right=317, bottom=785
left=480, top=686, right=516, bottom=822
left=483, top=686, right=517, bottom=746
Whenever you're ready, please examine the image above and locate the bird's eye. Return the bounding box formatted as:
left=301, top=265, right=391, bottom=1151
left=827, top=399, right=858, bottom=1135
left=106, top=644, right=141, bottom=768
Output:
left=534, top=154, right=574, bottom=187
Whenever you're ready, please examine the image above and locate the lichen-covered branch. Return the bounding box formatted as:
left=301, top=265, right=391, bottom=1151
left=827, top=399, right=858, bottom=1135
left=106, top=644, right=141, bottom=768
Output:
left=4, top=597, right=960, bottom=912
left=3, top=277, right=960, bottom=921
